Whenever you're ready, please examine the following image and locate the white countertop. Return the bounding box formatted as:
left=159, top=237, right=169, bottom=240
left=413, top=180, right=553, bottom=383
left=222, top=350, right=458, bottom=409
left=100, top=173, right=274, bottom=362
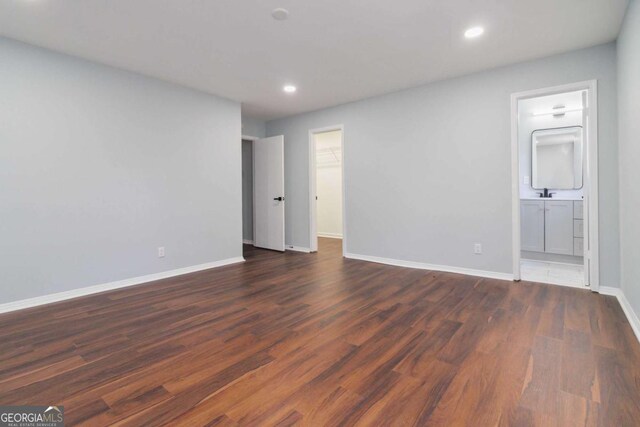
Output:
left=521, top=198, right=583, bottom=202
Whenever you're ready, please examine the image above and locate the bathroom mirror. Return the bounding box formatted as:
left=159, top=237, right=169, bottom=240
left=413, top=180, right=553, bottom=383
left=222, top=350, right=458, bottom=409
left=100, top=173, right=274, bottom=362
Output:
left=531, top=126, right=583, bottom=190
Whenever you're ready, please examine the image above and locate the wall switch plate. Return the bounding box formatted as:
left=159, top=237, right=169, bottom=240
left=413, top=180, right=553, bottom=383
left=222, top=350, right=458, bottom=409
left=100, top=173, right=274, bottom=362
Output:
left=474, top=243, right=482, bottom=254
left=158, top=247, right=165, bottom=258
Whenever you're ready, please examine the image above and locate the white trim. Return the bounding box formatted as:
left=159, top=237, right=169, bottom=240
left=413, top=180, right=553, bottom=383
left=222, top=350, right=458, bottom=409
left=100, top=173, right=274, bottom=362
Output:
left=599, top=286, right=640, bottom=343
left=241, top=135, right=259, bottom=141
left=585, top=83, right=600, bottom=291
left=510, top=80, right=599, bottom=291
left=242, top=239, right=254, bottom=245
left=344, top=252, right=513, bottom=282
left=0, top=257, right=245, bottom=315
left=309, top=131, right=317, bottom=252
left=511, top=92, right=521, bottom=281
left=317, top=232, right=343, bottom=239
left=598, top=286, right=622, bottom=297
left=309, top=125, right=346, bottom=256
left=286, top=245, right=311, bottom=253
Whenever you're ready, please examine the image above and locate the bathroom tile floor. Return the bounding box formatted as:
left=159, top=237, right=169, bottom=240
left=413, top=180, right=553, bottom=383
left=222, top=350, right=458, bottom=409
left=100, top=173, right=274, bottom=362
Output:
left=520, top=259, right=585, bottom=288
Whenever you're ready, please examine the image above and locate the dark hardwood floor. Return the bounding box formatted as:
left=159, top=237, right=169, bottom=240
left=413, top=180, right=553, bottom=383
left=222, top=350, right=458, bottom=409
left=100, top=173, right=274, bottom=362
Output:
left=1, top=238, right=639, bottom=426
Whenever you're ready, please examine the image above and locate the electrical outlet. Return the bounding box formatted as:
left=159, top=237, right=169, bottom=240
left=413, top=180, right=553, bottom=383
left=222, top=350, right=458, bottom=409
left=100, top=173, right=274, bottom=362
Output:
left=474, top=243, right=482, bottom=254
left=524, top=175, right=530, bottom=185
left=158, top=246, right=165, bottom=258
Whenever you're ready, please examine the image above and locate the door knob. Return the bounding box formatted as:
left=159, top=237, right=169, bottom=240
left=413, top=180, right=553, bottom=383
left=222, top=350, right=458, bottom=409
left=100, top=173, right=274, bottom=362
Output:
left=273, top=196, right=285, bottom=201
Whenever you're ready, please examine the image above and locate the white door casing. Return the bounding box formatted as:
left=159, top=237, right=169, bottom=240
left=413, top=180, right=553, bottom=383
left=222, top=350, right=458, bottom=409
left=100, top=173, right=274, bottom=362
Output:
left=511, top=80, right=598, bottom=290
left=309, top=125, right=346, bottom=255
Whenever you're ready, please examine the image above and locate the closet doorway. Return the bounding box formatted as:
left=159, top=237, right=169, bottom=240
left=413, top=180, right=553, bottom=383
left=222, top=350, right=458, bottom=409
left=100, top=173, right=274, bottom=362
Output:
left=309, top=126, right=345, bottom=255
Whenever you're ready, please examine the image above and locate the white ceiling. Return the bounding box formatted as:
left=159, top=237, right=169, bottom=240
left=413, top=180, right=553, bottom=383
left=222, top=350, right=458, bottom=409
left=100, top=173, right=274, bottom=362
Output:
left=0, top=0, right=628, bottom=120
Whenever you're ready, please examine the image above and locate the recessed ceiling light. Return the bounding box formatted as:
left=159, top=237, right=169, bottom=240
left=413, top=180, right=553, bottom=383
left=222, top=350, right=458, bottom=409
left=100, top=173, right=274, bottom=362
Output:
left=271, top=8, right=290, bottom=21
left=283, top=85, right=297, bottom=93
left=464, top=26, right=484, bottom=39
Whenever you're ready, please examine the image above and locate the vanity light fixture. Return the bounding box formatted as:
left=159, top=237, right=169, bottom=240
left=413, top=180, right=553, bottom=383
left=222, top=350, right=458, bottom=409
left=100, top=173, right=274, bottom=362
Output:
left=532, top=106, right=584, bottom=117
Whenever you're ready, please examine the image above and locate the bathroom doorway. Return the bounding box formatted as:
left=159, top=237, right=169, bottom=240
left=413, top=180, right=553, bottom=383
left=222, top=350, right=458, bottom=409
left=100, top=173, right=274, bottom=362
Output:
left=511, top=81, right=599, bottom=290
left=309, top=126, right=345, bottom=256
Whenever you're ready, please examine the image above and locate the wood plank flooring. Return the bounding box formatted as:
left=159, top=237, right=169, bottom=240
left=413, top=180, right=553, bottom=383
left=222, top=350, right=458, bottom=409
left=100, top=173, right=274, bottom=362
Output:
left=1, top=238, right=639, bottom=426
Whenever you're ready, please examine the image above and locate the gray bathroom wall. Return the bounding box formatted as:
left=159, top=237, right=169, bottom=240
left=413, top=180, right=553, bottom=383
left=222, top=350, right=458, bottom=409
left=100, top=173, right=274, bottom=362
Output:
left=267, top=43, right=619, bottom=285
left=618, top=0, right=640, bottom=317
left=0, top=37, right=242, bottom=304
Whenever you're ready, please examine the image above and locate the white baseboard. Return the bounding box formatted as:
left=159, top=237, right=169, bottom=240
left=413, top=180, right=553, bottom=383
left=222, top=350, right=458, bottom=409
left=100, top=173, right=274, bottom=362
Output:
left=599, top=286, right=640, bottom=343
left=0, top=257, right=245, bottom=315
left=344, top=252, right=513, bottom=282
left=317, top=233, right=343, bottom=239
left=286, top=245, right=311, bottom=253
left=242, top=239, right=254, bottom=245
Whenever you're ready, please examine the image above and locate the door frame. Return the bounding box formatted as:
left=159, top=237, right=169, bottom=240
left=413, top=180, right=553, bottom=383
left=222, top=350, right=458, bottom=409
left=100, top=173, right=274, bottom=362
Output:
left=240, top=135, right=259, bottom=247
left=510, top=80, right=599, bottom=292
left=309, top=125, right=346, bottom=256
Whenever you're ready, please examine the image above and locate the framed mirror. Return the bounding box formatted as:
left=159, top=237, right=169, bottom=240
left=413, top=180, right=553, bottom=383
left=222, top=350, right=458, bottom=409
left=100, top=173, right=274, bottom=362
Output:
left=531, top=126, right=583, bottom=190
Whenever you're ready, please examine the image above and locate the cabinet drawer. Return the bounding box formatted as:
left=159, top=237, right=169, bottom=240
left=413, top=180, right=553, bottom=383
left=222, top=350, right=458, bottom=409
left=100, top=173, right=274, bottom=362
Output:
left=574, top=219, right=584, bottom=238
left=574, top=238, right=584, bottom=256
left=574, top=201, right=584, bottom=219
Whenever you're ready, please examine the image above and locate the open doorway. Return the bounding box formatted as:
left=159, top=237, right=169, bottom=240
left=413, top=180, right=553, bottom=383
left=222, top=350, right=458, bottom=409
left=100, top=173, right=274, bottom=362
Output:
left=309, top=126, right=345, bottom=256
left=241, top=139, right=254, bottom=247
left=511, top=81, right=599, bottom=290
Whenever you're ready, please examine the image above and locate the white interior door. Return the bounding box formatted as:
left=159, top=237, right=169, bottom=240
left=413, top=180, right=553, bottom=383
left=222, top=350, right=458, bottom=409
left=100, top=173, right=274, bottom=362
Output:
left=253, top=136, right=285, bottom=251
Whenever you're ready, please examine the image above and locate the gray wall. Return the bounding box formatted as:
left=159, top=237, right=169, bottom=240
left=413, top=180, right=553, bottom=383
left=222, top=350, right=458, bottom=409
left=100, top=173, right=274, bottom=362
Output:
left=0, top=37, right=242, bottom=304
left=242, top=116, right=266, bottom=138
left=618, top=1, right=640, bottom=315
left=267, top=43, right=619, bottom=284
left=242, top=140, right=253, bottom=241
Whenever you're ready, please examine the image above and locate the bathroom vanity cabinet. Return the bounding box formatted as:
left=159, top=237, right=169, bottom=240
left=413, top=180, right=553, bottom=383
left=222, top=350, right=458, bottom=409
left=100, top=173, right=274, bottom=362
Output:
left=521, top=199, right=583, bottom=256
